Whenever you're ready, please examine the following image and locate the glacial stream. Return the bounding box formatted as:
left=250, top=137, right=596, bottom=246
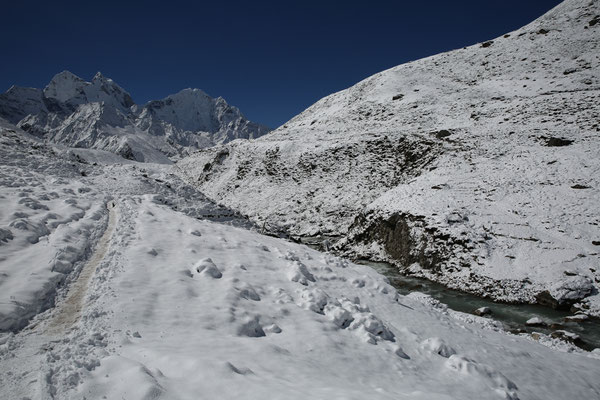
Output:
left=296, top=236, right=600, bottom=351
left=357, top=259, right=600, bottom=351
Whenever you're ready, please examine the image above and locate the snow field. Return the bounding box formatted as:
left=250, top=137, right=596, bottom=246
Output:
left=49, top=198, right=600, bottom=399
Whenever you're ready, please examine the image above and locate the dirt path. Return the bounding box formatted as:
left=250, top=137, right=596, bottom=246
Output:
left=45, top=201, right=118, bottom=334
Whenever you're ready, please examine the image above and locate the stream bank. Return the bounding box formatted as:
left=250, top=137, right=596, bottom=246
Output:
left=297, top=236, right=600, bottom=351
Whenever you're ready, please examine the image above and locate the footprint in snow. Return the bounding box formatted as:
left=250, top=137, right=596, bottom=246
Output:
left=420, top=337, right=456, bottom=358
left=445, top=355, right=519, bottom=400
left=288, top=261, right=315, bottom=285
left=236, top=282, right=261, bottom=301
left=237, top=316, right=266, bottom=337
left=225, top=362, right=254, bottom=375
left=192, top=258, right=222, bottom=279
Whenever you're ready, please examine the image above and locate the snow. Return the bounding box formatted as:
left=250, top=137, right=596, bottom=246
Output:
left=0, top=117, right=599, bottom=399
left=177, top=0, right=600, bottom=315
left=3, top=191, right=600, bottom=399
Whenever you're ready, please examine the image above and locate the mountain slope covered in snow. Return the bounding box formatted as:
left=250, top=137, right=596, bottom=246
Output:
left=178, top=0, right=600, bottom=315
left=1, top=119, right=600, bottom=400
left=0, top=71, right=270, bottom=162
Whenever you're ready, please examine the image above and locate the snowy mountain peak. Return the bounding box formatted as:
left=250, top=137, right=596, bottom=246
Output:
left=42, top=70, right=134, bottom=112
left=0, top=71, right=270, bottom=161
left=92, top=71, right=107, bottom=81
left=43, top=70, right=87, bottom=102
left=139, top=87, right=263, bottom=137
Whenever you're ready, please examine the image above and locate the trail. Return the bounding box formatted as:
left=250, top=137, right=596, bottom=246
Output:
left=45, top=201, right=118, bottom=334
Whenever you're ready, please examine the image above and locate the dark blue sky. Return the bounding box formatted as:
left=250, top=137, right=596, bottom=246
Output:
left=2, top=0, right=562, bottom=128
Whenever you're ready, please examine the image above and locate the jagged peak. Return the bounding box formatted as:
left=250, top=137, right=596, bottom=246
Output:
left=169, top=87, right=210, bottom=100
left=49, top=70, right=86, bottom=84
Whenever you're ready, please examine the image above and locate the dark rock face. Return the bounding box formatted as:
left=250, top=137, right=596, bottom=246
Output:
left=541, top=136, right=573, bottom=146
left=536, top=290, right=568, bottom=309
left=342, top=212, right=452, bottom=273
left=550, top=330, right=581, bottom=344
left=431, top=129, right=452, bottom=139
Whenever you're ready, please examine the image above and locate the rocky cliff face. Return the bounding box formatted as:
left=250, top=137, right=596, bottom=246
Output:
left=177, top=0, right=600, bottom=315
left=0, top=72, right=270, bottom=162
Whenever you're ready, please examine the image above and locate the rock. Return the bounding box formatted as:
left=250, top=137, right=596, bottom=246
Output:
left=531, top=332, right=543, bottom=341
left=481, top=40, right=494, bottom=48
left=525, top=317, right=546, bottom=327
left=542, top=136, right=573, bottom=146
left=564, top=314, right=589, bottom=322
left=535, top=276, right=594, bottom=309
left=431, top=129, right=452, bottom=139
left=509, top=328, right=526, bottom=334
left=0, top=228, right=13, bottom=244
left=550, top=330, right=581, bottom=343
left=474, top=307, right=492, bottom=316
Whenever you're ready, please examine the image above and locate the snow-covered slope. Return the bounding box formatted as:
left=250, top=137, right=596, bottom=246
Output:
left=178, top=0, right=600, bottom=314
left=0, top=71, right=270, bottom=162
left=2, top=108, right=600, bottom=400
left=0, top=119, right=248, bottom=332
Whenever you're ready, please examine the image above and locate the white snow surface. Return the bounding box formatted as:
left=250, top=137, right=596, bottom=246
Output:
left=177, top=0, right=600, bottom=313
left=1, top=116, right=600, bottom=400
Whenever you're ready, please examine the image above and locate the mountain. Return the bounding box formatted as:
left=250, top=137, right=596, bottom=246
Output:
left=178, top=0, right=600, bottom=315
left=0, top=72, right=270, bottom=162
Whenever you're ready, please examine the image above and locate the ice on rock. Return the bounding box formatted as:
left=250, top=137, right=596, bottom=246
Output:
left=525, top=317, right=546, bottom=326
left=564, top=314, right=588, bottom=322
left=193, top=257, right=222, bottom=279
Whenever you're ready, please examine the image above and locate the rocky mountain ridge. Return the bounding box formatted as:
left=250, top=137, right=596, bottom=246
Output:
left=0, top=71, right=270, bottom=162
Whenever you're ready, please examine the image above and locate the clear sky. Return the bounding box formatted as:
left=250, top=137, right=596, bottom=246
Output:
left=2, top=0, right=562, bottom=128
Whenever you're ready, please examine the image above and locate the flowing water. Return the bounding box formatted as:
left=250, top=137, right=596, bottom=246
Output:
left=296, top=235, right=600, bottom=351
left=356, top=259, right=600, bottom=351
